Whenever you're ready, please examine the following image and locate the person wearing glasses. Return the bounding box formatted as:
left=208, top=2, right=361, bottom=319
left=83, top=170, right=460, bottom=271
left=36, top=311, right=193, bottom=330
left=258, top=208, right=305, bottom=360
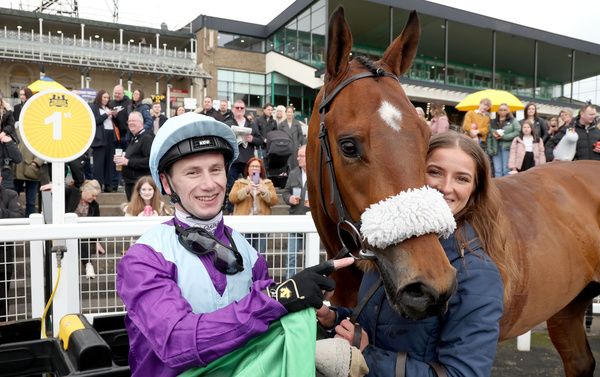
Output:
left=116, top=113, right=352, bottom=377
left=224, top=99, right=263, bottom=214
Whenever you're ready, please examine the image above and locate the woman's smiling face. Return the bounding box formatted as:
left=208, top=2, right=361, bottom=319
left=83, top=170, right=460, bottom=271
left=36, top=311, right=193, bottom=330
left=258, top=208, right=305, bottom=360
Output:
left=425, top=147, right=476, bottom=215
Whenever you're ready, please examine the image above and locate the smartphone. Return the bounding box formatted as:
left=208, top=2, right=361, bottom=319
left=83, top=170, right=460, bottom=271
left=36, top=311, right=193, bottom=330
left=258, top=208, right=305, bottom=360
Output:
left=143, top=205, right=153, bottom=216
left=252, top=171, right=260, bottom=185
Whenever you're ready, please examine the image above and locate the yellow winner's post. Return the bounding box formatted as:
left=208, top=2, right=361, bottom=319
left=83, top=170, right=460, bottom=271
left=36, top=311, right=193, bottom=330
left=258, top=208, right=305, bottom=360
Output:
left=19, top=89, right=95, bottom=162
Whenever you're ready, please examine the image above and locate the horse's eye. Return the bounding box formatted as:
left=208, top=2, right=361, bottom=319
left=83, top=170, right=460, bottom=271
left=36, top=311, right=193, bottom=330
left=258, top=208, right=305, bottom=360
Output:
left=339, top=138, right=360, bottom=157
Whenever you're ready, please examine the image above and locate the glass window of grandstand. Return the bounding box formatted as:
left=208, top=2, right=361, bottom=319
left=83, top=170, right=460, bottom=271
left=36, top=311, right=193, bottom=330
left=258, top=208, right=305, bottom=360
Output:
left=297, top=8, right=311, bottom=64
left=572, top=51, right=600, bottom=103
left=285, top=19, right=299, bottom=59
left=537, top=43, right=572, bottom=101
left=330, top=0, right=389, bottom=60
left=310, top=0, right=326, bottom=68
left=270, top=73, right=318, bottom=119
left=447, top=21, right=493, bottom=90
left=395, top=11, right=445, bottom=84
left=266, top=0, right=326, bottom=68
left=217, top=70, right=265, bottom=108
left=495, top=32, right=534, bottom=97
left=217, top=32, right=264, bottom=52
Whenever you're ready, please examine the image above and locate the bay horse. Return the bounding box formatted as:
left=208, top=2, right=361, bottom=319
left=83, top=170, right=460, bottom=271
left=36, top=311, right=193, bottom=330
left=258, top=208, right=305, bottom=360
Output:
left=306, top=6, right=600, bottom=377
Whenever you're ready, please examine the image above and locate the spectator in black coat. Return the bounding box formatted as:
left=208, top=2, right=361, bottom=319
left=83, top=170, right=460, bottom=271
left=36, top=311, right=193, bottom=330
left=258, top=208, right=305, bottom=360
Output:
left=196, top=96, right=223, bottom=121
left=150, top=102, right=167, bottom=134
left=114, top=112, right=154, bottom=201
left=218, top=100, right=233, bottom=123
left=0, top=131, right=23, bottom=190
left=12, top=87, right=33, bottom=123
left=546, top=104, right=600, bottom=161
left=255, top=103, right=277, bottom=159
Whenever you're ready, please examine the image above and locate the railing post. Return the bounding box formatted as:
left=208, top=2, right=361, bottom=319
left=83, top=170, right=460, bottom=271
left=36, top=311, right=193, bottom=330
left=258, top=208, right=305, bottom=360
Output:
left=51, top=213, right=81, bottom=336
left=29, top=214, right=46, bottom=318
left=305, top=231, right=321, bottom=268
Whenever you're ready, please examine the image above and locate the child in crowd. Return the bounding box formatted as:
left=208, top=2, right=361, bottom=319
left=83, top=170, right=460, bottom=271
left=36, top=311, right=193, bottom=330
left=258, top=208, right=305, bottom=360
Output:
left=122, top=176, right=173, bottom=217
left=509, top=119, right=546, bottom=174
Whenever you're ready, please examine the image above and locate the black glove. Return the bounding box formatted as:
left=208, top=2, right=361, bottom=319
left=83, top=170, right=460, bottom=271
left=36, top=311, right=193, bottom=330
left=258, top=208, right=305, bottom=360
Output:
left=269, top=260, right=336, bottom=313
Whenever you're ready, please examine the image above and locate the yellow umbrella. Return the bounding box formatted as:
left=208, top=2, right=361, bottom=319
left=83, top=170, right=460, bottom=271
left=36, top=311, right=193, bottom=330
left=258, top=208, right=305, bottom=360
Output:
left=28, top=76, right=67, bottom=93
left=455, top=89, right=524, bottom=113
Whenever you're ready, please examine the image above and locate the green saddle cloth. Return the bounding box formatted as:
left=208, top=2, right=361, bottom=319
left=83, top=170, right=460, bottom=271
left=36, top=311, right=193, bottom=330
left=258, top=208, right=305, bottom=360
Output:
left=179, top=309, right=316, bottom=377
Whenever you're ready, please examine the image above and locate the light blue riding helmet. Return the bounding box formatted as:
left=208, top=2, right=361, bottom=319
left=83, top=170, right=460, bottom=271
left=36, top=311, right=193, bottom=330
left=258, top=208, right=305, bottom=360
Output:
left=149, top=112, right=239, bottom=193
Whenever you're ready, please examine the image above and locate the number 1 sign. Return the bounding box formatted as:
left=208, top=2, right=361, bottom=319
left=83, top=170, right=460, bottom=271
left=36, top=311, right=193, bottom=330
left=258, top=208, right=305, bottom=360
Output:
left=19, top=90, right=95, bottom=162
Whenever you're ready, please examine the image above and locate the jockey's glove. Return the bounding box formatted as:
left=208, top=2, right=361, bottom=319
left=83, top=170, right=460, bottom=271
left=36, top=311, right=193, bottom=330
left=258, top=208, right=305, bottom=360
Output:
left=268, top=260, right=336, bottom=313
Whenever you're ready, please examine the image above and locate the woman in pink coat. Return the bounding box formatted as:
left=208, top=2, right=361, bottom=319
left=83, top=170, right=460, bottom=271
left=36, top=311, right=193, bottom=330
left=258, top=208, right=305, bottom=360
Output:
left=429, top=105, right=449, bottom=135
left=509, top=119, right=546, bottom=173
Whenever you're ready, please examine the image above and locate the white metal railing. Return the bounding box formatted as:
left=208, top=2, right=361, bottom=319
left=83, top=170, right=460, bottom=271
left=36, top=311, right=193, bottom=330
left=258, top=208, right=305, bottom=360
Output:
left=0, top=213, right=321, bottom=335
left=0, top=28, right=207, bottom=78
left=1, top=213, right=576, bottom=352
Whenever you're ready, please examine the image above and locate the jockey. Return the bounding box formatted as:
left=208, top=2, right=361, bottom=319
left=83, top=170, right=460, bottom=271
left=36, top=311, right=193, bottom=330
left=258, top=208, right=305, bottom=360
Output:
left=116, top=113, right=353, bottom=377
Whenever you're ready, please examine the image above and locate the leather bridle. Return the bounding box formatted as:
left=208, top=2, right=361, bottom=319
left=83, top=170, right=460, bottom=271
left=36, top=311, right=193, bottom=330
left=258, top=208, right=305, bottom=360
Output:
left=317, top=67, right=401, bottom=260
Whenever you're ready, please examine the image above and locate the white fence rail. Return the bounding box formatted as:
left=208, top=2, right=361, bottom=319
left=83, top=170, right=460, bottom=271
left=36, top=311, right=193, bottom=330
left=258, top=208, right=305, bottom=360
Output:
left=1, top=214, right=586, bottom=352
left=0, top=214, right=322, bottom=335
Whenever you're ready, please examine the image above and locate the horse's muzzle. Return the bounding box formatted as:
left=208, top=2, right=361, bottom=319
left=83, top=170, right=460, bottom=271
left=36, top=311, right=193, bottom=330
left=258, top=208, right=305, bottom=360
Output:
left=395, top=280, right=456, bottom=320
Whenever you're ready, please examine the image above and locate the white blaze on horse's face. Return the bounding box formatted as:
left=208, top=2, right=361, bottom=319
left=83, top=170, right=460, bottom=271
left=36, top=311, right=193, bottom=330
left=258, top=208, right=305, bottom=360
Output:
left=378, top=100, right=403, bottom=132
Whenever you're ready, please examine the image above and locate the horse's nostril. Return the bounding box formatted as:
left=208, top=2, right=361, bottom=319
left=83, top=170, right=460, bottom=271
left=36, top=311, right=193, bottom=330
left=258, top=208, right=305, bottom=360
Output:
left=398, top=282, right=439, bottom=314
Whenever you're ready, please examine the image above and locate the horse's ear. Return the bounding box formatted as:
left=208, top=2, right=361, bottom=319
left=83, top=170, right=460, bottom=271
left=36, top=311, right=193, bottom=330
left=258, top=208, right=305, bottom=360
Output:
left=381, top=11, right=420, bottom=76
left=326, top=6, right=352, bottom=81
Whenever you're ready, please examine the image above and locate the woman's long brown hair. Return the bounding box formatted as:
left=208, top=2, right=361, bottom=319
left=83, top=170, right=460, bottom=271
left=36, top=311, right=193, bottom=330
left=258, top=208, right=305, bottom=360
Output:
left=427, top=132, right=518, bottom=304
left=126, top=176, right=172, bottom=216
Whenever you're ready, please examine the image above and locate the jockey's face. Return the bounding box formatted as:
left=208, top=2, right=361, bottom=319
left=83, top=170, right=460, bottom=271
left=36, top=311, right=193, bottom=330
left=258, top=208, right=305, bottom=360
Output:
left=161, top=152, right=227, bottom=220
left=425, top=147, right=476, bottom=216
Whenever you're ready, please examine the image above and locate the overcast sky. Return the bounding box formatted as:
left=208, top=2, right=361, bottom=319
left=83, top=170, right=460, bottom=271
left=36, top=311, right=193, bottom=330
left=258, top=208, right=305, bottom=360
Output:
left=1, top=0, right=599, bottom=45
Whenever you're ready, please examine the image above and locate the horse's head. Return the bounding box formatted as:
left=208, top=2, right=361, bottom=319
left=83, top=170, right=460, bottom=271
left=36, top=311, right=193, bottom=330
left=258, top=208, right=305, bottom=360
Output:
left=307, top=7, right=457, bottom=320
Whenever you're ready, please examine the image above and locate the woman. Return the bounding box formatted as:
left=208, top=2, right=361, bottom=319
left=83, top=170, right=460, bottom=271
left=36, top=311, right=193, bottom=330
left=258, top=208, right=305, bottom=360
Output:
left=0, top=92, right=17, bottom=143
left=122, top=176, right=172, bottom=217
left=429, top=104, right=449, bottom=135
left=274, top=105, right=286, bottom=124
left=278, top=106, right=306, bottom=170
left=509, top=120, right=546, bottom=173
left=462, top=98, right=491, bottom=147
left=558, top=108, right=573, bottom=129
left=12, top=87, right=33, bottom=122
left=520, top=102, right=548, bottom=142
left=130, top=89, right=153, bottom=131
left=89, top=90, right=116, bottom=192
left=175, top=106, right=186, bottom=116
left=318, top=132, right=517, bottom=377
left=544, top=116, right=559, bottom=162
left=229, top=158, right=278, bottom=252
left=486, top=103, right=521, bottom=177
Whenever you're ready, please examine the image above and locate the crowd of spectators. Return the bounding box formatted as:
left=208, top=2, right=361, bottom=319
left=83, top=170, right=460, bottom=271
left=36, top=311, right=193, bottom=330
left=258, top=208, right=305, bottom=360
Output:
left=419, top=99, right=600, bottom=177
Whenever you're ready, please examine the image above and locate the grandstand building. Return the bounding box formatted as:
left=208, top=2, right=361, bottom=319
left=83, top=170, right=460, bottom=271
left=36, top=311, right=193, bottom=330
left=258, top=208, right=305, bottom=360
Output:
left=1, top=0, right=600, bottom=121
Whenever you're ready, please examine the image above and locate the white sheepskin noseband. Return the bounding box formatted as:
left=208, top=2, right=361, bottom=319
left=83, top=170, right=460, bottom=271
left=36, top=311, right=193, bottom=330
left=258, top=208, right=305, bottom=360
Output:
left=360, top=186, right=456, bottom=249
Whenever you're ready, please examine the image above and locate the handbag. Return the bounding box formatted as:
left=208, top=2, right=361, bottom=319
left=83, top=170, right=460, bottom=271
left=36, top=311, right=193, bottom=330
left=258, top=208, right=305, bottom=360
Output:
left=553, top=127, right=578, bottom=161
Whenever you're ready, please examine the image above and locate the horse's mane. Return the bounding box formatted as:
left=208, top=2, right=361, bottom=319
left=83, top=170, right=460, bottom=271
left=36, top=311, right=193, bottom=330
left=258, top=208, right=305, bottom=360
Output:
left=354, top=55, right=382, bottom=74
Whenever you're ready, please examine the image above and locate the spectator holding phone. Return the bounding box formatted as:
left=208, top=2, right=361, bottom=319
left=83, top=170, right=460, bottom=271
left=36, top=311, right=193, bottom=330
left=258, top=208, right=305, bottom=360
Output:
left=229, top=157, right=278, bottom=216
left=229, top=157, right=278, bottom=253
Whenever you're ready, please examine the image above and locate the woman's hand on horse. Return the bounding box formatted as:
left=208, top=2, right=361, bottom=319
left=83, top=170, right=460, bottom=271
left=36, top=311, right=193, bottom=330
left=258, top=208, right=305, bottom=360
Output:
left=316, top=305, right=336, bottom=329
left=335, top=319, right=369, bottom=352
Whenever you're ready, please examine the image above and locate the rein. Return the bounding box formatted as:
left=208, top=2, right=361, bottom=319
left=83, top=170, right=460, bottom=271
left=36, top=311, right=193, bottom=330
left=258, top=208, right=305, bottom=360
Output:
left=317, top=67, right=400, bottom=260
